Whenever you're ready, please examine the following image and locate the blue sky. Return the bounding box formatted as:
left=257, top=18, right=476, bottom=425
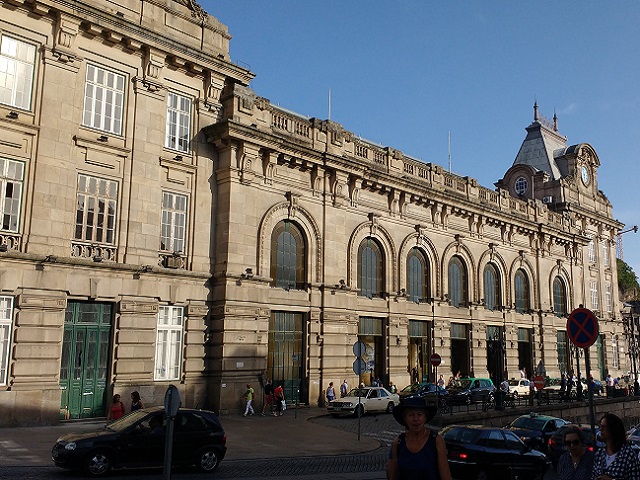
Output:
left=207, top=1, right=640, bottom=279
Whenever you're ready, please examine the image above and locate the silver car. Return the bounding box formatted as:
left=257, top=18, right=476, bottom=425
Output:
left=327, top=386, right=399, bottom=417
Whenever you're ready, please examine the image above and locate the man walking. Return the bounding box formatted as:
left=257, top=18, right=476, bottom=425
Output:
left=243, top=383, right=255, bottom=417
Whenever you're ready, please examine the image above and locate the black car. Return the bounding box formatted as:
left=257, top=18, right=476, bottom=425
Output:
left=399, top=382, right=448, bottom=400
left=447, top=378, right=495, bottom=405
left=442, top=424, right=550, bottom=480
left=505, top=413, right=568, bottom=452
left=547, top=424, right=604, bottom=467
left=52, top=407, right=227, bottom=476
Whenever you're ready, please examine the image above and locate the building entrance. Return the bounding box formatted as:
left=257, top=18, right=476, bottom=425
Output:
left=450, top=323, right=470, bottom=377
left=59, top=302, right=112, bottom=420
left=268, top=312, right=305, bottom=403
left=486, top=325, right=505, bottom=386
left=359, top=317, right=385, bottom=386
left=518, top=328, right=533, bottom=378
left=409, top=320, right=432, bottom=383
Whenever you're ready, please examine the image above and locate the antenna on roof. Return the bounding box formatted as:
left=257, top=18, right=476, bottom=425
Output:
left=448, top=131, right=452, bottom=173
left=328, top=88, right=331, bottom=120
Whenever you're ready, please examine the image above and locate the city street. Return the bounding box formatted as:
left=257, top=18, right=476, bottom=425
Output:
left=0, top=410, right=559, bottom=480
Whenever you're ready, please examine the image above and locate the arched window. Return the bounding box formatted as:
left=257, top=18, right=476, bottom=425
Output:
left=483, top=263, right=500, bottom=311
left=553, top=277, right=567, bottom=317
left=358, top=238, right=384, bottom=298
left=270, top=220, right=306, bottom=289
left=514, top=269, right=530, bottom=313
left=448, top=256, right=467, bottom=307
left=407, top=248, right=429, bottom=303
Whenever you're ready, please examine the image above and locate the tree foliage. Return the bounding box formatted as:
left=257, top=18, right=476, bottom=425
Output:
left=617, top=258, right=640, bottom=301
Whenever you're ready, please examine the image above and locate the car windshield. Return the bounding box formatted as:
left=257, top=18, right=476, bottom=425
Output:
left=508, top=380, right=520, bottom=386
left=346, top=388, right=368, bottom=397
left=510, top=417, right=546, bottom=431
left=442, top=427, right=482, bottom=444
left=455, top=380, right=472, bottom=389
left=401, top=384, right=422, bottom=394
left=106, top=409, right=155, bottom=431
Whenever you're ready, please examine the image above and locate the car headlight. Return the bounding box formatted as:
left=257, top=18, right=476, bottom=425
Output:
left=64, top=442, right=77, bottom=451
left=346, top=402, right=353, bottom=407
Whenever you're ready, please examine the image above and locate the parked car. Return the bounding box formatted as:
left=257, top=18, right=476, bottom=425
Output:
left=399, top=382, right=448, bottom=399
left=327, top=386, right=399, bottom=417
left=580, top=377, right=604, bottom=396
left=442, top=424, right=550, bottom=480
left=505, top=413, right=568, bottom=452
left=548, top=424, right=604, bottom=467
left=627, top=422, right=640, bottom=446
left=508, top=378, right=532, bottom=399
left=52, top=406, right=226, bottom=477
left=447, top=378, right=495, bottom=405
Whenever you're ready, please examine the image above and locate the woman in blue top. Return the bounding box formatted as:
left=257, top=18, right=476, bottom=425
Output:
left=386, top=396, right=452, bottom=480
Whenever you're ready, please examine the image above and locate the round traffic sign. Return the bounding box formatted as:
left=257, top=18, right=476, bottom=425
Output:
left=533, top=375, right=545, bottom=390
left=430, top=353, right=442, bottom=367
left=353, top=358, right=367, bottom=376
left=353, top=341, right=366, bottom=358
left=566, top=308, right=599, bottom=348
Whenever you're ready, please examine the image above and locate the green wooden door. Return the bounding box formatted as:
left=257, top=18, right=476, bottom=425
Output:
left=60, top=302, right=112, bottom=419
left=268, top=312, right=304, bottom=403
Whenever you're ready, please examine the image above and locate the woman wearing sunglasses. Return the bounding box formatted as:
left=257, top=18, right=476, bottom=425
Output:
left=556, top=426, right=593, bottom=480
left=592, top=413, right=640, bottom=480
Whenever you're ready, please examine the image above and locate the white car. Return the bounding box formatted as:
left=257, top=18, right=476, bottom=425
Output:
left=327, top=386, right=399, bottom=417
left=507, top=379, right=533, bottom=399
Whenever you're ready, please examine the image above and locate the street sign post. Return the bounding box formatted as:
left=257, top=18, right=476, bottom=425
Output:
left=430, top=353, right=442, bottom=412
left=566, top=307, right=599, bottom=446
left=163, top=385, right=181, bottom=480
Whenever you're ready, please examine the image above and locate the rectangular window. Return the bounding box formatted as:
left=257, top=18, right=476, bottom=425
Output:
left=74, top=174, right=118, bottom=244
left=605, top=283, right=612, bottom=312
left=165, top=92, right=192, bottom=153
left=82, top=64, right=125, bottom=135
left=154, top=306, right=184, bottom=381
left=161, top=191, right=187, bottom=253
left=0, top=296, right=13, bottom=386
left=0, top=35, right=36, bottom=110
left=588, top=240, right=596, bottom=263
left=602, top=242, right=609, bottom=267
left=0, top=158, right=24, bottom=232
left=612, top=335, right=619, bottom=370
left=590, top=281, right=599, bottom=310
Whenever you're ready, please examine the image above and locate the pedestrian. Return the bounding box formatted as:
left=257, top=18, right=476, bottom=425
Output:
left=386, top=396, right=452, bottom=480
left=520, top=366, right=526, bottom=378
left=130, top=391, right=144, bottom=411
left=437, top=375, right=445, bottom=389
left=560, top=374, right=568, bottom=402
left=243, top=383, right=255, bottom=417
left=106, top=393, right=125, bottom=423
left=606, top=374, right=614, bottom=397
left=261, top=378, right=274, bottom=416
left=274, top=383, right=285, bottom=416
left=528, top=377, right=536, bottom=406
left=556, top=425, right=593, bottom=480
left=389, top=381, right=397, bottom=394
left=326, top=382, right=336, bottom=402
left=592, top=413, right=640, bottom=480
left=340, top=379, right=349, bottom=397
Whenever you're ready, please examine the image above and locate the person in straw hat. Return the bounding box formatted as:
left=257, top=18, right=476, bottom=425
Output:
left=386, top=395, right=452, bottom=480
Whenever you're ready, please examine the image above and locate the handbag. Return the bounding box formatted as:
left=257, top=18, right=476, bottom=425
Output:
left=281, top=400, right=287, bottom=411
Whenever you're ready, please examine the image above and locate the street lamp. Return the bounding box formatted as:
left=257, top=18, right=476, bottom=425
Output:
left=623, top=304, right=640, bottom=397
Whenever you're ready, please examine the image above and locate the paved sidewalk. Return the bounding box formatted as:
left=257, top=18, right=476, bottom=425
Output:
left=0, top=406, right=380, bottom=467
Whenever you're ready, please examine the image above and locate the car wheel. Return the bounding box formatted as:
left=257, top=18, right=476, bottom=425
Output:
left=84, top=450, right=112, bottom=477
left=476, top=469, right=488, bottom=480
left=386, top=402, right=394, bottom=413
left=195, top=447, right=220, bottom=472
left=354, top=405, right=364, bottom=417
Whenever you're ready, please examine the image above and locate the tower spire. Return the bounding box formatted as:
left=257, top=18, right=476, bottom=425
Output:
left=553, top=109, right=558, bottom=132
left=533, top=99, right=539, bottom=122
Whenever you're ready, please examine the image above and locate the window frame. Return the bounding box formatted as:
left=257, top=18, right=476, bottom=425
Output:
left=358, top=237, right=384, bottom=298
left=160, top=191, right=188, bottom=254
left=0, top=34, right=36, bottom=111
left=483, top=263, right=500, bottom=311
left=0, top=296, right=14, bottom=386
left=588, top=239, right=596, bottom=263
left=154, top=305, right=184, bottom=381
left=0, top=158, right=24, bottom=232
left=553, top=276, right=567, bottom=317
left=165, top=91, right=192, bottom=154
left=74, top=174, right=118, bottom=245
left=82, top=64, right=126, bottom=135
left=514, top=269, right=530, bottom=313
left=407, top=247, right=429, bottom=303
left=270, top=220, right=306, bottom=290
left=590, top=280, right=599, bottom=310
left=612, top=334, right=619, bottom=370
left=448, top=256, right=467, bottom=307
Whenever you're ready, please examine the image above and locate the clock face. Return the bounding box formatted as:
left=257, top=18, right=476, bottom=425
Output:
left=581, top=166, right=589, bottom=185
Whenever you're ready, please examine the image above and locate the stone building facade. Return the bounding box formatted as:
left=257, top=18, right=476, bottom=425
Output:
left=0, top=0, right=626, bottom=425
